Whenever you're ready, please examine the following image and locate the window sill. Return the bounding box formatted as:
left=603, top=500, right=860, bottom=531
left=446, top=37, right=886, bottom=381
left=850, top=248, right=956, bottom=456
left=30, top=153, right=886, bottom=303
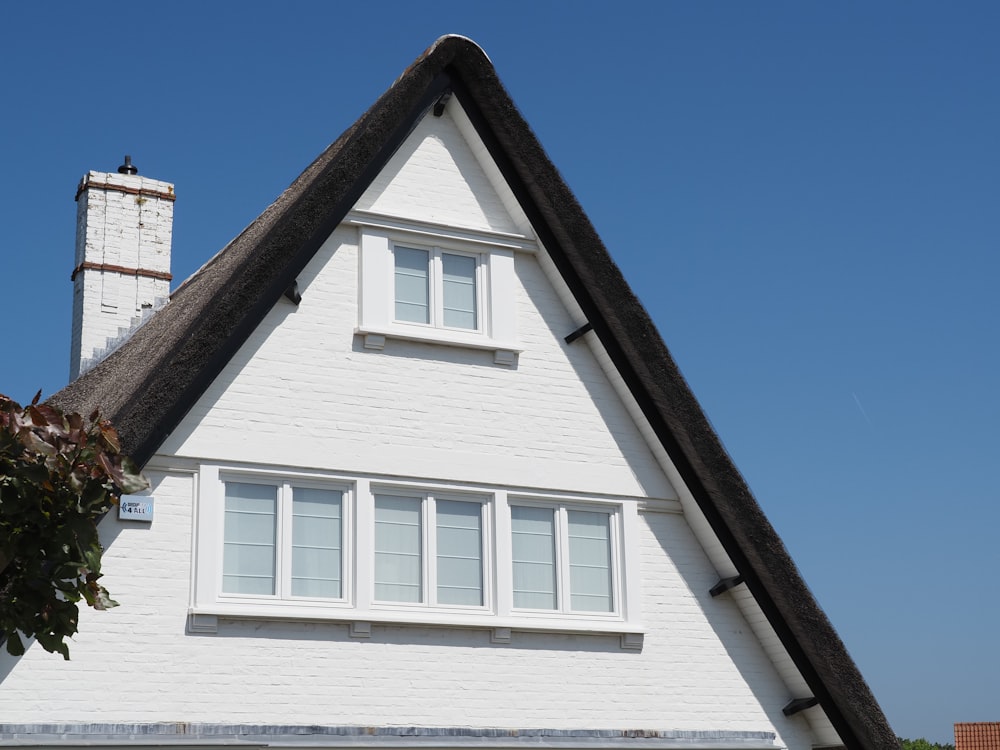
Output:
left=188, top=604, right=644, bottom=648
left=356, top=325, right=520, bottom=365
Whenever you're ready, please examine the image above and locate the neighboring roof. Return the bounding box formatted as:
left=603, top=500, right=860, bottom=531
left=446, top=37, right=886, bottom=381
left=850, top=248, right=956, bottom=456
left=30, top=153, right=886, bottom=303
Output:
left=956, top=723, right=1000, bottom=750
left=48, top=35, right=897, bottom=750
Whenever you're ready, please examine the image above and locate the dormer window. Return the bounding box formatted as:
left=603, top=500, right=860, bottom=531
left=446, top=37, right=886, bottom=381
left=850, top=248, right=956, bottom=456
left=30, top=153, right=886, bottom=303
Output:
left=353, top=219, right=522, bottom=364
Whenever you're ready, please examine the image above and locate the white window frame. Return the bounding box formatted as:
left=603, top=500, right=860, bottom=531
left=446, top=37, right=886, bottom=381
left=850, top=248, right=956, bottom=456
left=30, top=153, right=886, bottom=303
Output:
left=192, top=467, right=642, bottom=640
left=391, top=242, right=484, bottom=333
left=356, top=222, right=520, bottom=363
left=505, top=497, right=623, bottom=620
left=204, top=468, right=353, bottom=612
left=370, top=486, right=493, bottom=613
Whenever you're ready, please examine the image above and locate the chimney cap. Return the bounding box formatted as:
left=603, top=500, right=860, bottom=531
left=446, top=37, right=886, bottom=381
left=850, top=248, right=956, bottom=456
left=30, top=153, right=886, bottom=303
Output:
left=117, top=155, right=138, bottom=175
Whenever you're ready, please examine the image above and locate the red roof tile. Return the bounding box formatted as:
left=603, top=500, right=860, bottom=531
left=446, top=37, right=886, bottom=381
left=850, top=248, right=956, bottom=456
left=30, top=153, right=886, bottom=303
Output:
left=956, top=723, right=1000, bottom=750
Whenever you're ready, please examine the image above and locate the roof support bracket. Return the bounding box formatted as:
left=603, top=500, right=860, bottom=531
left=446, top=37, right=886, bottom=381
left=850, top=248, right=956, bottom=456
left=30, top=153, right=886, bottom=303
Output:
left=284, top=280, right=302, bottom=305
left=782, top=697, right=819, bottom=716
left=709, top=574, right=745, bottom=597
left=433, top=90, right=453, bottom=117
left=564, top=321, right=593, bottom=344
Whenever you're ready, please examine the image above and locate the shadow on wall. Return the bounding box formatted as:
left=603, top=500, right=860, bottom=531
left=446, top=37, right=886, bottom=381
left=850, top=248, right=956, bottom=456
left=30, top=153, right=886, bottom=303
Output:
left=640, top=510, right=820, bottom=748
left=196, top=614, right=633, bottom=655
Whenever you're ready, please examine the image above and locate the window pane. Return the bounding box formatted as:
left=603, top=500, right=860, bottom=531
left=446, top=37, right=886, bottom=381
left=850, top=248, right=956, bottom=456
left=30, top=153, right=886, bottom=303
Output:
left=568, top=510, right=613, bottom=612
left=511, top=506, right=556, bottom=609
left=223, top=482, right=276, bottom=595
left=436, top=500, right=482, bottom=606
left=374, top=494, right=422, bottom=602
left=291, top=487, right=342, bottom=598
left=394, top=246, right=429, bottom=323
left=442, top=253, right=477, bottom=329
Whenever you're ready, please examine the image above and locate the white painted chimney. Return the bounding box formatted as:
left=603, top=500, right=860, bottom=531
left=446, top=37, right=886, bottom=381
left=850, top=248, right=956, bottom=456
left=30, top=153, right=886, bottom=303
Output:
left=70, top=157, right=174, bottom=379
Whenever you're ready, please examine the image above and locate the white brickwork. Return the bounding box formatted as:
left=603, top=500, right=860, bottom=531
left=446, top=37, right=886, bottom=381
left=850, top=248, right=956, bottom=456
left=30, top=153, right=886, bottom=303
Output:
left=0, top=106, right=831, bottom=750
left=70, top=170, right=174, bottom=380
left=354, top=108, right=526, bottom=235
left=160, top=223, right=673, bottom=499
left=0, top=480, right=818, bottom=748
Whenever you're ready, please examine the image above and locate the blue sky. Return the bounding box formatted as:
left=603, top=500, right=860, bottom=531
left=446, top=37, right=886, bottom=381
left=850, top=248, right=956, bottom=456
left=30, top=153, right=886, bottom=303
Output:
left=2, top=2, right=997, bottom=743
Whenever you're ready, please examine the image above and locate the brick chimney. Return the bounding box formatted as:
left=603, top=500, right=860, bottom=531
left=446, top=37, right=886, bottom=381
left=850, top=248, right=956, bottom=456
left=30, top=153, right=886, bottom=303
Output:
left=70, top=157, right=174, bottom=379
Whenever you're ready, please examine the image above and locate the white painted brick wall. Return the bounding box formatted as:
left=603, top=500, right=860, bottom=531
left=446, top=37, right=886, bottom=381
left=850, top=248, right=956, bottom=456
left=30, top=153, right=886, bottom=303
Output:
left=0, top=107, right=828, bottom=750
left=162, top=224, right=672, bottom=500
left=0, top=483, right=817, bottom=749
left=354, top=108, right=522, bottom=235
left=70, top=171, right=173, bottom=380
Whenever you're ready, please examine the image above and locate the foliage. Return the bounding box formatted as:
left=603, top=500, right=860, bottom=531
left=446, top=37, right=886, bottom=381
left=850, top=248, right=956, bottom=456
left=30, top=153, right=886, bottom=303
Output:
left=0, top=392, right=147, bottom=659
left=899, top=738, right=955, bottom=750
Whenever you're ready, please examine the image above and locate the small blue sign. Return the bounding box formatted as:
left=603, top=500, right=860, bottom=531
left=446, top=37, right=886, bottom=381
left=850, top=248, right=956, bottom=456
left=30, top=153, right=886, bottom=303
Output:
left=119, top=495, right=154, bottom=522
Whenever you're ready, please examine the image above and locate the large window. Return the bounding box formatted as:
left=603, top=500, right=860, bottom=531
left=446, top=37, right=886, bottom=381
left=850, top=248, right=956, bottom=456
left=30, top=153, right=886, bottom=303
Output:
left=223, top=481, right=344, bottom=600
left=511, top=504, right=614, bottom=614
left=374, top=492, right=486, bottom=607
left=196, top=469, right=638, bottom=639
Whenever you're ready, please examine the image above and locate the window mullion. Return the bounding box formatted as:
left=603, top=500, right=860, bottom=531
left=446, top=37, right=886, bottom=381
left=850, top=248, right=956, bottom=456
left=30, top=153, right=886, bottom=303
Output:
left=555, top=505, right=570, bottom=613
left=278, top=482, right=293, bottom=599
left=431, top=248, right=443, bottom=327
left=355, top=478, right=373, bottom=611
left=482, top=498, right=496, bottom=613
left=620, top=502, right=639, bottom=623
left=610, top=509, right=622, bottom=615
left=425, top=495, right=436, bottom=605
left=494, top=494, right=512, bottom=616
left=476, top=255, right=486, bottom=335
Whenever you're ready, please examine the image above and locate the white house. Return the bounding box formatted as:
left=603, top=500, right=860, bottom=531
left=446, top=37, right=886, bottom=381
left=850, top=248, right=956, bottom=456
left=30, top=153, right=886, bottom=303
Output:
left=0, top=36, right=896, bottom=750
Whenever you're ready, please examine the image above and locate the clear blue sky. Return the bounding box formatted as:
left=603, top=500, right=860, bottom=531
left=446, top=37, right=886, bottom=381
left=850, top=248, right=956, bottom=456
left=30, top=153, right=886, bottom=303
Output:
left=2, top=2, right=997, bottom=744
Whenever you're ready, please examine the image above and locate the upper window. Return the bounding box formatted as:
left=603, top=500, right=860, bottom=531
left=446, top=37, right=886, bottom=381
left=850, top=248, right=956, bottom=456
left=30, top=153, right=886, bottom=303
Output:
left=511, top=503, right=615, bottom=614
left=356, top=225, right=519, bottom=362
left=393, top=245, right=480, bottom=331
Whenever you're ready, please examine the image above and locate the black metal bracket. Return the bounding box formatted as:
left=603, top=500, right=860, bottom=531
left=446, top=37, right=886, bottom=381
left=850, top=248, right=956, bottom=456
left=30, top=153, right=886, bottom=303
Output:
left=782, top=697, right=819, bottom=716
left=709, top=574, right=745, bottom=597
left=564, top=321, right=593, bottom=344
left=433, top=90, right=453, bottom=117
left=284, top=281, right=302, bottom=305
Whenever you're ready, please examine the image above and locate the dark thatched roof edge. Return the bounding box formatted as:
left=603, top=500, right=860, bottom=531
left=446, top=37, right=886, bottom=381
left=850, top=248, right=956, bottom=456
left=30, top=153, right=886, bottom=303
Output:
left=48, top=35, right=897, bottom=750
